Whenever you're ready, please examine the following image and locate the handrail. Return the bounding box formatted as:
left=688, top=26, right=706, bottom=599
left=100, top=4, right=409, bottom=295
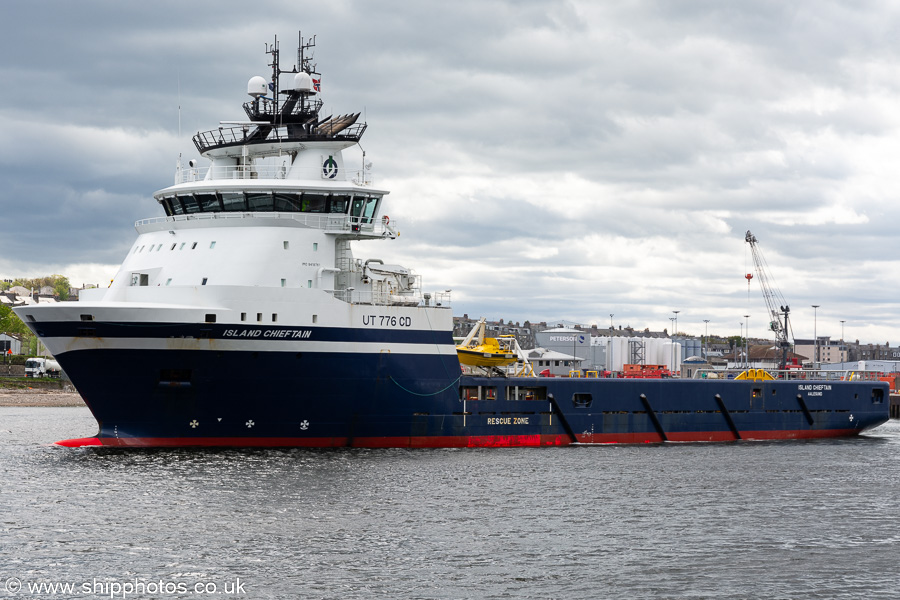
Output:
left=135, top=212, right=397, bottom=236
left=174, top=164, right=375, bottom=185
left=327, top=289, right=423, bottom=307
left=193, top=123, right=367, bottom=154
left=692, top=367, right=889, bottom=381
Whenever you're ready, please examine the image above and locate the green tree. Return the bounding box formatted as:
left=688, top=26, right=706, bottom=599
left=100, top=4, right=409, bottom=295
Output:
left=51, top=275, right=70, bottom=301
left=0, top=304, right=29, bottom=335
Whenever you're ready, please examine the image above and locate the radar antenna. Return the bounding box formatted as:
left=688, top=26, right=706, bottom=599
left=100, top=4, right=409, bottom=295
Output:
left=745, top=231, right=793, bottom=370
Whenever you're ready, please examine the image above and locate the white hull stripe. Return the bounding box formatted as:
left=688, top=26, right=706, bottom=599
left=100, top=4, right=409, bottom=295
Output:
left=48, top=337, right=459, bottom=356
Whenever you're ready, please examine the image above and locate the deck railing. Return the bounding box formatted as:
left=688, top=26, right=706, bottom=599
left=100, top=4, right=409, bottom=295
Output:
left=136, top=212, right=396, bottom=236
left=691, top=368, right=888, bottom=381
left=192, top=123, right=366, bottom=154
left=328, top=289, right=423, bottom=307
left=174, top=164, right=374, bottom=185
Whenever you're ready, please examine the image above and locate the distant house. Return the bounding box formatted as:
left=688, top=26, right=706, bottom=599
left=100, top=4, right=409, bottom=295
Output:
left=726, top=344, right=808, bottom=369
left=0, top=333, right=24, bottom=355
left=526, top=347, right=585, bottom=377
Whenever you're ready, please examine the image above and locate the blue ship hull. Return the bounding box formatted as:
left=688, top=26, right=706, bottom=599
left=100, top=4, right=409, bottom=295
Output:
left=46, top=323, right=889, bottom=447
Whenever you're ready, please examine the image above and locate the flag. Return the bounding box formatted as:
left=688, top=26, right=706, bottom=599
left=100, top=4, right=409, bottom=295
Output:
left=312, top=78, right=321, bottom=92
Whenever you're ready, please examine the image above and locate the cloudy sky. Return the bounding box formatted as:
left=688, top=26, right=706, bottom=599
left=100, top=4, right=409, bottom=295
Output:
left=2, top=1, right=899, bottom=344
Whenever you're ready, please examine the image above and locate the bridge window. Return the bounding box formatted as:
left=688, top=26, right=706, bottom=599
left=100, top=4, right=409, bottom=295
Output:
left=156, top=191, right=354, bottom=215
left=350, top=196, right=380, bottom=223
left=221, top=192, right=246, bottom=211
left=181, top=195, right=201, bottom=214
left=247, top=191, right=273, bottom=211
left=329, top=196, right=349, bottom=213
left=274, top=193, right=302, bottom=211
left=195, top=193, right=221, bottom=212
left=301, top=193, right=328, bottom=213
left=362, top=197, right=378, bottom=223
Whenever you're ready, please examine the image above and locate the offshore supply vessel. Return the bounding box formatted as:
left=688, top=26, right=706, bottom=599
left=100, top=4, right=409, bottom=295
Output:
left=15, top=35, right=889, bottom=447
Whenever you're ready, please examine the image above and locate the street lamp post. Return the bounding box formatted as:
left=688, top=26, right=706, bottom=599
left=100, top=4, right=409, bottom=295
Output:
left=739, top=321, right=743, bottom=368
left=572, top=328, right=576, bottom=376
left=669, top=317, right=676, bottom=372
left=609, top=313, right=614, bottom=332
left=744, top=314, right=750, bottom=367
left=673, top=310, right=680, bottom=373
left=841, top=319, right=847, bottom=362
left=703, top=319, right=710, bottom=360
left=811, top=305, right=820, bottom=369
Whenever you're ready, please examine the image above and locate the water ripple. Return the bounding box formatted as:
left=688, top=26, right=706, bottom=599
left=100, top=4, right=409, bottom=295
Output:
left=2, top=408, right=900, bottom=598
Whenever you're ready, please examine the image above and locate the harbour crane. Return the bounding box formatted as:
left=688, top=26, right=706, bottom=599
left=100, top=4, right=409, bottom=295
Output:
left=744, top=231, right=793, bottom=370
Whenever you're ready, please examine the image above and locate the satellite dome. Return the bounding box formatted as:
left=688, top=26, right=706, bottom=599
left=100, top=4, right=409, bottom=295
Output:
left=293, top=71, right=315, bottom=93
left=247, top=76, right=267, bottom=98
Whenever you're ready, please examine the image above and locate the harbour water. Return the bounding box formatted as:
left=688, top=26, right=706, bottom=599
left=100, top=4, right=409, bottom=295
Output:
left=2, top=406, right=900, bottom=599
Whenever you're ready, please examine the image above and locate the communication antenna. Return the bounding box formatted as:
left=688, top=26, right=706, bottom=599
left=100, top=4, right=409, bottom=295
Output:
left=177, top=70, right=182, bottom=139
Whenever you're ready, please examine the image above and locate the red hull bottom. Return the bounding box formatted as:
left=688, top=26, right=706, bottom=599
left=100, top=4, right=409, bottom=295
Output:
left=56, top=429, right=863, bottom=448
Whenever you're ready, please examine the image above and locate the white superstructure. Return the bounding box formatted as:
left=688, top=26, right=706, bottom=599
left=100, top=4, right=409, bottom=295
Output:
left=19, top=33, right=453, bottom=359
